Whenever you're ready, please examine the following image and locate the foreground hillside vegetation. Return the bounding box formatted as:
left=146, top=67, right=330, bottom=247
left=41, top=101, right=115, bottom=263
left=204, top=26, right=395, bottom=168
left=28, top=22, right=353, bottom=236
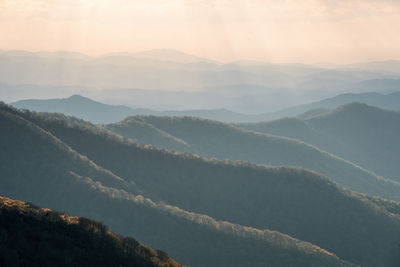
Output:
left=0, top=196, right=182, bottom=267
left=0, top=103, right=357, bottom=266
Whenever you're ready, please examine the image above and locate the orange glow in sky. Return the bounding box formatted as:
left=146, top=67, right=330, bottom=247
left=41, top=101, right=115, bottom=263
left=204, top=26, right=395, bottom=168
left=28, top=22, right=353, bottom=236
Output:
left=1, top=0, right=400, bottom=63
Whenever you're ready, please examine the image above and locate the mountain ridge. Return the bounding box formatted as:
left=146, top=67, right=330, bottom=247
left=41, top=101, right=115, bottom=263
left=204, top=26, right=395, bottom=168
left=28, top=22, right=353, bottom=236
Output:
left=2, top=103, right=400, bottom=266
left=238, top=102, right=400, bottom=182
left=11, top=90, right=400, bottom=123
left=106, top=114, right=400, bottom=202
left=0, top=105, right=363, bottom=266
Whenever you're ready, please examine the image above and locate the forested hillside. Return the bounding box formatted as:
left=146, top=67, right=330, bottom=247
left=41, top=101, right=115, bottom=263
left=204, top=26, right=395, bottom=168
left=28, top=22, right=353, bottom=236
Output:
left=106, top=115, right=400, bottom=201
left=1, top=103, right=400, bottom=266
left=0, top=196, right=182, bottom=267
left=0, top=106, right=357, bottom=266
left=238, top=103, right=400, bottom=182
left=106, top=116, right=190, bottom=152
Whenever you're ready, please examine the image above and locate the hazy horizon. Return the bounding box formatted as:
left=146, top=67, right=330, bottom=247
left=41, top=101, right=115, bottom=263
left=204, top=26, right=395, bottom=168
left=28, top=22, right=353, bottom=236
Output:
left=1, top=0, right=400, bottom=64
left=2, top=47, right=400, bottom=66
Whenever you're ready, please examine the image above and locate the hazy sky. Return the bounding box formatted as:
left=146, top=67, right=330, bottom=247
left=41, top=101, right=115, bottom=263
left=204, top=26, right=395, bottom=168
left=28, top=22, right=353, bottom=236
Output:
left=1, top=0, right=400, bottom=63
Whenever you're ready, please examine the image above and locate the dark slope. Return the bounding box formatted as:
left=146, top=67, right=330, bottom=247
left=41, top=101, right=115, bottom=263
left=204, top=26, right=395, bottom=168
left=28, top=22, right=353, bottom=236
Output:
left=0, top=196, right=182, bottom=267
left=0, top=109, right=141, bottom=198
left=107, top=115, right=400, bottom=201
left=0, top=109, right=354, bottom=267
left=238, top=103, right=400, bottom=182
left=2, top=105, right=400, bottom=266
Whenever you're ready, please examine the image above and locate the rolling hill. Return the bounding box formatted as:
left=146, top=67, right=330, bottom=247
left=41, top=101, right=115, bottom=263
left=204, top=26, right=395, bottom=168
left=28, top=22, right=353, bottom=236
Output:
left=11, top=95, right=154, bottom=124
left=12, top=95, right=400, bottom=200
left=0, top=104, right=359, bottom=266
left=0, top=196, right=182, bottom=267
left=262, top=91, right=400, bottom=120
left=11, top=90, right=400, bottom=124
left=11, top=95, right=254, bottom=124
left=1, top=103, right=400, bottom=266
left=238, top=103, right=400, bottom=182
left=105, top=115, right=400, bottom=202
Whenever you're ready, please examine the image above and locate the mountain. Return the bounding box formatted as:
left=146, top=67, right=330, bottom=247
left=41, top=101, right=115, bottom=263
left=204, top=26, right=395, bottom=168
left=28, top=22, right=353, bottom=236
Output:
left=12, top=89, right=400, bottom=124
left=106, top=115, right=400, bottom=202
left=0, top=103, right=360, bottom=266
left=11, top=95, right=155, bottom=124
left=0, top=196, right=182, bottom=267
left=3, top=103, right=400, bottom=266
left=259, top=91, right=400, bottom=120
left=9, top=96, right=400, bottom=198
left=2, top=49, right=400, bottom=113
left=11, top=95, right=255, bottom=124
left=238, top=103, right=400, bottom=182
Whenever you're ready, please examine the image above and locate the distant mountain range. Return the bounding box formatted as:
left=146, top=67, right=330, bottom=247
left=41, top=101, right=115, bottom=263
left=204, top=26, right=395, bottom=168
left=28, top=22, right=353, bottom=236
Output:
left=11, top=91, right=400, bottom=123
left=264, top=91, right=400, bottom=119
left=11, top=94, right=255, bottom=124
left=2, top=49, right=400, bottom=112
left=0, top=196, right=182, bottom=267
left=238, top=103, right=400, bottom=182
left=11, top=95, right=154, bottom=124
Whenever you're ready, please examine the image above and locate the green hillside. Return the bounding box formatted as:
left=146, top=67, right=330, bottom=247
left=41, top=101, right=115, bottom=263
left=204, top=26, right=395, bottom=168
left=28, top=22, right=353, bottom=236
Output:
left=238, top=102, right=400, bottom=182
left=1, top=103, right=400, bottom=266
left=0, top=196, right=182, bottom=267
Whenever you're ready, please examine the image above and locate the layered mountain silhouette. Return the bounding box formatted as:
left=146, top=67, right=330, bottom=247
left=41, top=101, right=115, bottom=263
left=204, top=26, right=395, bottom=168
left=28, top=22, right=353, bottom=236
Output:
left=263, top=91, right=400, bottom=119
left=0, top=196, right=182, bottom=267
left=2, top=102, right=400, bottom=266
left=0, top=103, right=359, bottom=266
left=238, top=103, right=400, bottom=182
left=2, top=49, right=400, bottom=113
left=106, top=114, right=400, bottom=201
left=11, top=94, right=254, bottom=124
left=2, top=49, right=395, bottom=91
left=11, top=90, right=400, bottom=124
left=11, top=95, right=155, bottom=124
